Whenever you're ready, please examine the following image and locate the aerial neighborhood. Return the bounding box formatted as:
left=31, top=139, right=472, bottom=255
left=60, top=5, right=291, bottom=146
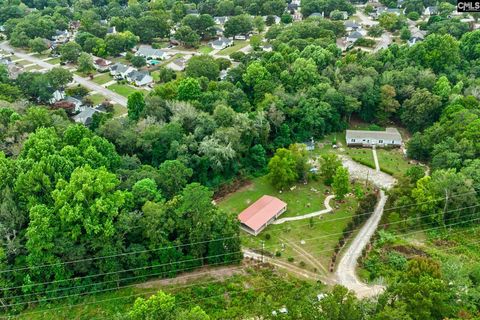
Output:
left=1, top=0, right=480, bottom=318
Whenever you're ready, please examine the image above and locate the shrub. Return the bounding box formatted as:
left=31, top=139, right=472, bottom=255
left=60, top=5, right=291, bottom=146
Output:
left=299, top=261, right=306, bottom=267
left=287, top=257, right=294, bottom=262
left=407, top=11, right=420, bottom=21
left=275, top=251, right=282, bottom=257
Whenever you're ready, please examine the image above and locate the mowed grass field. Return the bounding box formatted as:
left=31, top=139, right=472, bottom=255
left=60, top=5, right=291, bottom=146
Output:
left=218, top=175, right=361, bottom=275
left=107, top=83, right=147, bottom=97
left=218, top=40, right=248, bottom=55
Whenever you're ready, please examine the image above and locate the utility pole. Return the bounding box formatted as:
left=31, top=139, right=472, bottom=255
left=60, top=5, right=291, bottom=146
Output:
left=261, top=241, right=265, bottom=263
left=443, top=188, right=449, bottom=228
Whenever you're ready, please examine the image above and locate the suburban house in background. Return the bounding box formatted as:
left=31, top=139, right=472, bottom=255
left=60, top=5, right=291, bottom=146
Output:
left=344, top=20, right=361, bottom=32
left=167, top=57, right=187, bottom=71
left=210, top=37, right=233, bottom=50
left=238, top=195, right=287, bottom=236
left=424, top=6, right=438, bottom=16
left=72, top=106, right=104, bottom=126
left=346, top=128, right=402, bottom=148
left=135, top=45, right=169, bottom=60
left=346, top=31, right=364, bottom=43
left=126, top=70, right=153, bottom=87
left=110, top=62, right=135, bottom=79
left=214, top=16, right=229, bottom=25
left=94, top=58, right=112, bottom=72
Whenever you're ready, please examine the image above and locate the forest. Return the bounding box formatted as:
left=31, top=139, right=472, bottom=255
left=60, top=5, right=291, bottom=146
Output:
left=1, top=0, right=480, bottom=318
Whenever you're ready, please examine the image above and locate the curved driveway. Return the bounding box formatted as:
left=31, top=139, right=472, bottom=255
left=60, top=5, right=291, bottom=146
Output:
left=335, top=150, right=396, bottom=298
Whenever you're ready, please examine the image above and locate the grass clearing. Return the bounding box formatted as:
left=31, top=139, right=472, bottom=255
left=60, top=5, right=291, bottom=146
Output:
left=198, top=45, right=213, bottom=54
left=107, top=84, right=146, bottom=98
left=92, top=73, right=114, bottom=85
left=218, top=40, right=248, bottom=55
left=113, top=104, right=128, bottom=117
left=87, top=93, right=107, bottom=105
left=47, top=57, right=61, bottom=65
left=219, top=175, right=361, bottom=275
left=24, top=65, right=43, bottom=71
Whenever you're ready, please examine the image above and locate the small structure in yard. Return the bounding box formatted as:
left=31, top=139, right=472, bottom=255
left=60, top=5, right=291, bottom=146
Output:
left=346, top=127, right=402, bottom=147
left=304, top=138, right=315, bottom=151
left=238, top=195, right=287, bottom=236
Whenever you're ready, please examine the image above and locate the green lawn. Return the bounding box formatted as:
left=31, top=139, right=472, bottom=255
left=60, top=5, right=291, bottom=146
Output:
left=107, top=84, right=146, bottom=98
left=31, top=51, right=51, bottom=59
left=219, top=175, right=362, bottom=275
left=375, top=148, right=418, bottom=178
left=87, top=93, right=107, bottom=105
left=24, top=64, right=43, bottom=71
left=198, top=45, right=213, bottom=54
left=113, top=104, right=128, bottom=117
left=92, top=73, right=114, bottom=85
left=47, top=57, right=61, bottom=65
left=13, top=59, right=31, bottom=66
left=110, top=56, right=130, bottom=65
left=218, top=40, right=248, bottom=55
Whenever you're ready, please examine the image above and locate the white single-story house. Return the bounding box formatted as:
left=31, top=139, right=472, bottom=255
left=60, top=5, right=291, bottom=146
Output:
left=346, top=31, right=364, bottom=43
left=94, top=58, right=112, bottom=72
left=49, top=90, right=65, bottom=104
left=209, top=37, right=233, bottom=50
left=107, top=26, right=117, bottom=34
left=109, top=62, right=136, bottom=79
left=214, top=16, right=229, bottom=25
left=126, top=70, right=153, bottom=87
left=166, top=57, right=187, bottom=71
left=52, top=30, right=70, bottom=44
left=72, top=106, right=104, bottom=125
left=238, top=195, right=287, bottom=236
left=261, top=44, right=273, bottom=52
left=345, top=20, right=361, bottom=32
left=424, top=6, right=438, bottom=16
left=346, top=128, right=402, bottom=147
left=65, top=96, right=84, bottom=112
left=135, top=45, right=169, bottom=60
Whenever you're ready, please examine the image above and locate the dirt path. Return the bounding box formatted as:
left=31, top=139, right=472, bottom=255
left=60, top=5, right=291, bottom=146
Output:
left=136, top=265, right=246, bottom=289
left=335, top=153, right=393, bottom=298
left=340, top=155, right=396, bottom=189
left=273, top=195, right=335, bottom=224
left=242, top=249, right=333, bottom=283
left=280, top=238, right=328, bottom=274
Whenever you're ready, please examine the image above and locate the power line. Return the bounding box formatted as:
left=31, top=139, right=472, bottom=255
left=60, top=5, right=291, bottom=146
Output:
left=0, top=188, right=476, bottom=276
left=7, top=236, right=480, bottom=320
left=2, top=202, right=478, bottom=294
left=4, top=209, right=480, bottom=307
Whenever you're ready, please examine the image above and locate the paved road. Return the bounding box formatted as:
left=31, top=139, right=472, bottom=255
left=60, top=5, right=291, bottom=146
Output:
left=335, top=153, right=395, bottom=298
left=0, top=41, right=128, bottom=106
left=273, top=195, right=335, bottom=224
